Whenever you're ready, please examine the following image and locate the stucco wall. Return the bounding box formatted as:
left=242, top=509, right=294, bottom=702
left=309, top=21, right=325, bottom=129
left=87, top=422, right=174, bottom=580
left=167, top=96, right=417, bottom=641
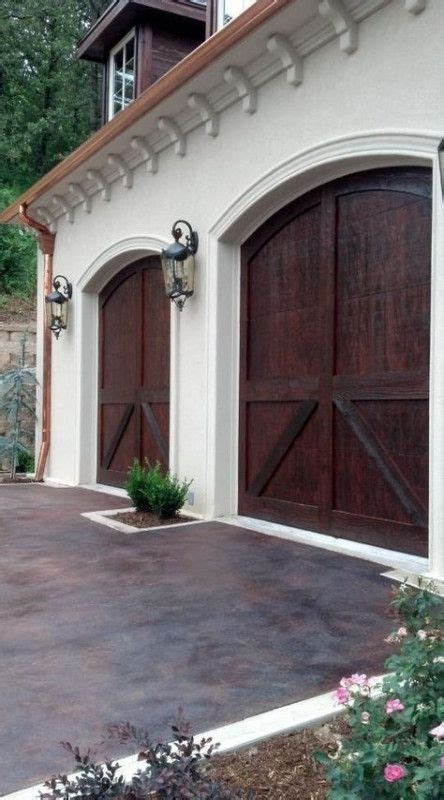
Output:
left=37, top=0, right=444, bottom=574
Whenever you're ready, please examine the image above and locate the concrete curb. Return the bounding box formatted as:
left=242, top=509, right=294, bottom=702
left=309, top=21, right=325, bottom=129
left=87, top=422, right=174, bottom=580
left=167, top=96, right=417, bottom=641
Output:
left=1, top=676, right=386, bottom=800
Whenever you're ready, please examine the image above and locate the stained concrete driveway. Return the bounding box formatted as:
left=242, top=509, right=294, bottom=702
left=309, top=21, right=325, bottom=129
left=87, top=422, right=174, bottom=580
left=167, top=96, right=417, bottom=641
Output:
left=0, top=484, right=393, bottom=795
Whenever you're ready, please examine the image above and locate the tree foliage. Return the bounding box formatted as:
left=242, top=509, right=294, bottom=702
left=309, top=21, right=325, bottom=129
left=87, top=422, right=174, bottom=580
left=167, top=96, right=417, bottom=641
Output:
left=0, top=0, right=109, bottom=296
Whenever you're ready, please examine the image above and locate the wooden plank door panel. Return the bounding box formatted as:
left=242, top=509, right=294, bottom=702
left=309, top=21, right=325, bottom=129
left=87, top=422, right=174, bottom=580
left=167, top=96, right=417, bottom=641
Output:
left=239, top=167, right=431, bottom=556
left=239, top=194, right=324, bottom=528
left=98, top=257, right=170, bottom=486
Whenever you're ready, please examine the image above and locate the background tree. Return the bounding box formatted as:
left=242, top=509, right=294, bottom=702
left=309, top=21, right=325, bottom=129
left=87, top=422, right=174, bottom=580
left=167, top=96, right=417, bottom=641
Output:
left=0, top=0, right=109, bottom=303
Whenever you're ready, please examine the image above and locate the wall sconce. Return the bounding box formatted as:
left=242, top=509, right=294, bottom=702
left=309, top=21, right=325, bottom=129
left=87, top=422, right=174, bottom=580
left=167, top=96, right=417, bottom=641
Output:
left=45, top=275, right=72, bottom=339
left=438, top=140, right=444, bottom=198
left=161, top=219, right=198, bottom=310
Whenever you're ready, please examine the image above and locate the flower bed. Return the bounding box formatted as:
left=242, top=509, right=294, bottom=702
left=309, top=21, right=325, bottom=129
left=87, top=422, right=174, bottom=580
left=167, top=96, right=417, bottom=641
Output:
left=208, top=719, right=347, bottom=798
left=114, top=510, right=199, bottom=528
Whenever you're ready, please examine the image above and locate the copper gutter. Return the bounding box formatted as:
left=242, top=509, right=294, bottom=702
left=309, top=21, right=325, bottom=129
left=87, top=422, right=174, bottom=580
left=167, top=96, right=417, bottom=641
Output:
left=19, top=204, right=55, bottom=482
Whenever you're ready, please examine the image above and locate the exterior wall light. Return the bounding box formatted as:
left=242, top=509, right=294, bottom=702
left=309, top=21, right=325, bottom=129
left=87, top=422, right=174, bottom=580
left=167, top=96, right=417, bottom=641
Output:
left=161, top=219, right=198, bottom=310
left=45, top=275, right=72, bottom=339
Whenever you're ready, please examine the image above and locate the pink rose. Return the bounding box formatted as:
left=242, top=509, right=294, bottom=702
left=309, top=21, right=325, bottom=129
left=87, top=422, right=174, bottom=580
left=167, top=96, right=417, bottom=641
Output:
left=385, top=699, right=405, bottom=715
left=340, top=676, right=353, bottom=688
left=350, top=673, right=368, bottom=686
left=417, top=629, right=427, bottom=640
left=397, top=626, right=408, bottom=637
left=429, top=722, right=444, bottom=739
left=384, top=764, right=407, bottom=783
left=333, top=686, right=350, bottom=705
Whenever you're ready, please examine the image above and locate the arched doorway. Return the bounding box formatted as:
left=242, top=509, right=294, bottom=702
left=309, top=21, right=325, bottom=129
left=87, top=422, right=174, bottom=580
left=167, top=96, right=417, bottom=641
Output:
left=239, top=167, right=431, bottom=556
left=97, top=256, right=170, bottom=486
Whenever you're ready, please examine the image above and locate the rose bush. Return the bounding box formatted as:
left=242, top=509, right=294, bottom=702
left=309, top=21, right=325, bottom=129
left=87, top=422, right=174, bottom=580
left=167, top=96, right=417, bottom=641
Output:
left=317, top=580, right=444, bottom=799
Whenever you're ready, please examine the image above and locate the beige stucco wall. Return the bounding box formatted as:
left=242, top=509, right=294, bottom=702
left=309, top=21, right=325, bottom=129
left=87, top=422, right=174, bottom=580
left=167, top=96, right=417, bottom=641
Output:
left=34, top=0, right=444, bottom=578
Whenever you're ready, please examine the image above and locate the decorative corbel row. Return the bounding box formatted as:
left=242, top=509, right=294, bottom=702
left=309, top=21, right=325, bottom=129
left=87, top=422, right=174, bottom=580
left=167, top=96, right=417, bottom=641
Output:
left=266, top=34, right=303, bottom=86
left=36, top=207, right=56, bottom=233
left=188, top=93, right=219, bottom=137
left=87, top=169, right=111, bottom=202
left=131, top=136, right=159, bottom=173
left=158, top=117, right=186, bottom=156
left=52, top=194, right=74, bottom=224
left=318, top=0, right=358, bottom=54
left=69, top=183, right=91, bottom=213
left=107, top=154, right=133, bottom=188
left=405, top=0, right=426, bottom=14
left=224, top=66, right=257, bottom=114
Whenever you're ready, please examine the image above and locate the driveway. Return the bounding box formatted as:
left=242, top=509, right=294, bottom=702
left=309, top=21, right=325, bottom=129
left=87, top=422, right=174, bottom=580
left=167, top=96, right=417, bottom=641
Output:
left=0, top=485, right=393, bottom=795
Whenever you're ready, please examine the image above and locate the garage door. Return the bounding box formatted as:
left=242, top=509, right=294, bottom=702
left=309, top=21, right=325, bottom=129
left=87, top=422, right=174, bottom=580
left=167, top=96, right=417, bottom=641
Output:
left=239, top=168, right=431, bottom=556
left=98, top=257, right=170, bottom=486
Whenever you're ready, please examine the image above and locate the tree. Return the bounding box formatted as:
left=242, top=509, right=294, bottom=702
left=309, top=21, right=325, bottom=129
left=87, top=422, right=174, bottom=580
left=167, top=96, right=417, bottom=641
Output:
left=0, top=0, right=109, bottom=296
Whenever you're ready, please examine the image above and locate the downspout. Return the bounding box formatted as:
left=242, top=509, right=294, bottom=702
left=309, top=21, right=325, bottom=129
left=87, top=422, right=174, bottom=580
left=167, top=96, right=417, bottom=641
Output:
left=19, top=203, right=55, bottom=482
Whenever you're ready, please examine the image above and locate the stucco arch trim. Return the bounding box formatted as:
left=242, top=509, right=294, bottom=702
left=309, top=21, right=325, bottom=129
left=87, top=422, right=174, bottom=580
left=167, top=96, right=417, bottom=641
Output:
left=210, top=131, right=441, bottom=244
left=78, top=234, right=170, bottom=293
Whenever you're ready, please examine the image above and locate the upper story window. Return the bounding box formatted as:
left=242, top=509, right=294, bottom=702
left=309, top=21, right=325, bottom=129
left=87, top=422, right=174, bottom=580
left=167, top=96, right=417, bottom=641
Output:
left=217, top=0, right=255, bottom=28
left=108, top=30, right=136, bottom=119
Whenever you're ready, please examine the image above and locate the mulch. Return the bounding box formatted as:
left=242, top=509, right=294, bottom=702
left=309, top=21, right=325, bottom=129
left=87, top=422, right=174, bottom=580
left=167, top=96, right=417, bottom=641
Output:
left=114, top=510, right=199, bottom=528
left=208, top=720, right=347, bottom=799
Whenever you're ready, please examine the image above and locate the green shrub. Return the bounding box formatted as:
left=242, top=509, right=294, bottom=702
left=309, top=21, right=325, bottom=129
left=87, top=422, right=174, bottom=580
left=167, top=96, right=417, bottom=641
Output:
left=125, top=460, right=192, bottom=518
left=318, top=580, right=444, bottom=799
left=16, top=448, right=34, bottom=473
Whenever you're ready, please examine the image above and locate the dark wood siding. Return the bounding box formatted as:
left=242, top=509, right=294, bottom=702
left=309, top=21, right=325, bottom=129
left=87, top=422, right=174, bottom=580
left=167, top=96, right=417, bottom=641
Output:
left=98, top=257, right=170, bottom=486
left=239, top=167, right=431, bottom=556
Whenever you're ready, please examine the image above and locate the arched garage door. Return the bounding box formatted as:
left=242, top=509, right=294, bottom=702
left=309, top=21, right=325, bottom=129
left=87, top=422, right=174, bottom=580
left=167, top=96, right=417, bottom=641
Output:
left=239, top=168, right=431, bottom=556
left=98, top=257, right=170, bottom=486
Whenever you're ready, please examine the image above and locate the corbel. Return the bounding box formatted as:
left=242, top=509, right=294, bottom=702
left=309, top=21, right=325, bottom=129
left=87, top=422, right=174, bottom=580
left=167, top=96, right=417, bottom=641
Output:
left=158, top=117, right=186, bottom=156
left=224, top=66, right=257, bottom=114
left=188, top=93, right=219, bottom=137
left=68, top=182, right=91, bottom=213
left=318, top=0, right=358, bottom=54
left=405, top=0, right=426, bottom=14
left=266, top=34, right=303, bottom=87
left=107, top=154, right=133, bottom=189
left=36, top=206, right=56, bottom=233
left=87, top=168, right=111, bottom=202
left=52, top=194, right=74, bottom=224
left=131, top=136, right=159, bottom=174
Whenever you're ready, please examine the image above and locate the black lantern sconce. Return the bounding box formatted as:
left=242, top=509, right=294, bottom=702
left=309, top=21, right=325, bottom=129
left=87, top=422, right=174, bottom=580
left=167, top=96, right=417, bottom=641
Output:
left=45, top=275, right=72, bottom=339
left=161, top=220, right=198, bottom=310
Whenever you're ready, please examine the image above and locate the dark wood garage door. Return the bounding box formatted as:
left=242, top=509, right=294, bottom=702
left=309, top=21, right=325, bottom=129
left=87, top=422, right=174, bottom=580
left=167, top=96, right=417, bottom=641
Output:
left=239, top=168, right=431, bottom=556
left=98, top=257, right=170, bottom=486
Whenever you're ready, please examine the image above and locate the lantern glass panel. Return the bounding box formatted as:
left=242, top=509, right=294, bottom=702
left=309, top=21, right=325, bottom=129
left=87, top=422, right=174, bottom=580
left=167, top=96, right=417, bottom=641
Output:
left=45, top=296, right=68, bottom=333
left=161, top=254, right=195, bottom=300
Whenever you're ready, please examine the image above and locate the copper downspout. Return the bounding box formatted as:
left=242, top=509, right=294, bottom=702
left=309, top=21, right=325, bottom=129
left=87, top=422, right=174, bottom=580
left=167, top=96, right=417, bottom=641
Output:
left=19, top=203, right=55, bottom=482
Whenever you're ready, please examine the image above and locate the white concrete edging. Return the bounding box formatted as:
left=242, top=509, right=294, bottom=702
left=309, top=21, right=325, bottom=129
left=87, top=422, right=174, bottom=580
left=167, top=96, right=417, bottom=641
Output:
left=223, top=515, right=429, bottom=575
left=1, top=676, right=386, bottom=800
left=81, top=507, right=205, bottom=534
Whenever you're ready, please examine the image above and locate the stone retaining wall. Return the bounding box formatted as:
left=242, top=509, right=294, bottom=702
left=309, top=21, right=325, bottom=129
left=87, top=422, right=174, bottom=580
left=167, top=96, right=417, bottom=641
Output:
left=0, top=321, right=37, bottom=446
left=0, top=321, right=36, bottom=370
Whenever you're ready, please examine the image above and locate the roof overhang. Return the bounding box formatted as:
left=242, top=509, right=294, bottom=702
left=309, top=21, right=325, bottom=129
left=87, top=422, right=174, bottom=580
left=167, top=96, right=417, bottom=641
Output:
left=76, top=0, right=207, bottom=62
left=1, top=0, right=401, bottom=228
